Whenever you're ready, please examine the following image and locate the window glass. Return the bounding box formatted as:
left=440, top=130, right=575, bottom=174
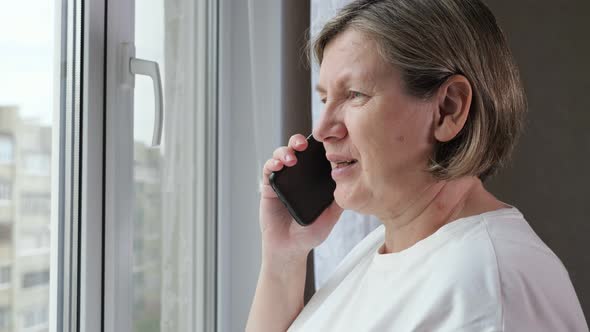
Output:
left=0, top=224, right=11, bottom=244
left=22, top=152, right=51, bottom=176
left=133, top=1, right=164, bottom=330
left=0, top=136, right=13, bottom=164
left=19, top=193, right=51, bottom=216
left=21, top=270, right=50, bottom=289
left=0, top=266, right=11, bottom=287
left=21, top=305, right=48, bottom=329
left=0, top=183, right=11, bottom=202
left=0, top=307, right=10, bottom=330
left=0, top=1, right=58, bottom=331
left=18, top=229, right=50, bottom=255
left=132, top=0, right=205, bottom=330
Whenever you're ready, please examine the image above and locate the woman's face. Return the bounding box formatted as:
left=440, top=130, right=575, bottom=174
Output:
left=313, top=28, right=437, bottom=217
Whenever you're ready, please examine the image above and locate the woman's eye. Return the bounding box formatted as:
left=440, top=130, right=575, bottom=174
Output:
left=320, top=97, right=327, bottom=104
left=349, top=91, right=365, bottom=99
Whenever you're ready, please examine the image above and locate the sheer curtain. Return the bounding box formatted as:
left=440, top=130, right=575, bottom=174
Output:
left=160, top=0, right=197, bottom=330
left=310, top=0, right=382, bottom=289
left=215, top=1, right=284, bottom=330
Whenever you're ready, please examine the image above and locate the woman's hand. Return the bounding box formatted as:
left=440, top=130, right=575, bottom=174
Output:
left=247, top=134, right=342, bottom=332
left=259, top=133, right=343, bottom=264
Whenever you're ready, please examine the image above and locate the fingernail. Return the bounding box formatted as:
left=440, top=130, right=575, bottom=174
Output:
left=296, top=140, right=305, bottom=146
left=285, top=154, right=292, bottom=162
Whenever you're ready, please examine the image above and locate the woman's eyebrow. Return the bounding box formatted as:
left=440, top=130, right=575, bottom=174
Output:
left=315, top=76, right=351, bottom=94
left=315, top=72, right=370, bottom=94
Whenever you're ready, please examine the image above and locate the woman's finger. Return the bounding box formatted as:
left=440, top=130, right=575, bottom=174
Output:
left=262, top=158, right=283, bottom=185
left=272, top=146, right=296, bottom=166
left=289, top=134, right=308, bottom=152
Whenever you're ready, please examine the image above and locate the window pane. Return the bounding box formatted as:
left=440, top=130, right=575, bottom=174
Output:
left=22, top=152, right=51, bottom=177
left=132, top=0, right=203, bottom=330
left=0, top=183, right=11, bottom=202
left=133, top=0, right=164, bottom=330
left=0, top=1, right=58, bottom=331
left=0, top=266, right=11, bottom=287
left=22, top=270, right=50, bottom=289
left=0, top=136, right=14, bottom=164
left=0, top=307, right=11, bottom=330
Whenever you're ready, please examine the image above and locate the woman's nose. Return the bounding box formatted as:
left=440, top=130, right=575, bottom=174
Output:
left=312, top=107, right=347, bottom=143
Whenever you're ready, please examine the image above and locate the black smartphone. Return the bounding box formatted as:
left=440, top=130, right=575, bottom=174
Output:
left=269, top=135, right=336, bottom=226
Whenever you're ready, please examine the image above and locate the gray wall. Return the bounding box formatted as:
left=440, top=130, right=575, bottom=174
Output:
left=484, top=1, right=590, bottom=320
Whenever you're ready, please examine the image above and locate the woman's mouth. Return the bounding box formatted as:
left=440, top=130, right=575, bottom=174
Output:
left=335, top=160, right=358, bottom=168
left=331, top=160, right=359, bottom=179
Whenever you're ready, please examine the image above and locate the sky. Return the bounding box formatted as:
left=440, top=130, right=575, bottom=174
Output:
left=0, top=0, right=56, bottom=125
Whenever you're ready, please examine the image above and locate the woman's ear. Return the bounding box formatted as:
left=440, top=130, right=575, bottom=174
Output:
left=433, top=75, right=473, bottom=142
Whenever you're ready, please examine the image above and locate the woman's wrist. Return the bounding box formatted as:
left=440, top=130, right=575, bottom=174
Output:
left=260, top=249, right=309, bottom=281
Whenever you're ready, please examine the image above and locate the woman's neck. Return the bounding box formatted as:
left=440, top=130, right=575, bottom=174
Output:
left=377, top=176, right=503, bottom=254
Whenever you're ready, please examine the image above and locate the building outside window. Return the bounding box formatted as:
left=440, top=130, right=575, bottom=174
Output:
left=0, top=135, right=13, bottom=164
left=18, top=229, right=50, bottom=255
left=0, top=266, right=10, bottom=288
left=22, top=152, right=50, bottom=176
left=0, top=306, right=11, bottom=330
left=19, top=193, right=50, bottom=216
left=21, top=305, right=48, bottom=330
left=21, top=270, right=49, bottom=289
left=0, top=183, right=11, bottom=202
left=0, top=224, right=11, bottom=245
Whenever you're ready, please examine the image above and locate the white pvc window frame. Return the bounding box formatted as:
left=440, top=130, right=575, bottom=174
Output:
left=49, top=0, right=107, bottom=330
left=48, top=0, right=218, bottom=329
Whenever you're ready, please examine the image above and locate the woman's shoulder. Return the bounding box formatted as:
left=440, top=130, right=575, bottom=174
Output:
left=481, top=207, right=558, bottom=260
left=442, top=207, right=559, bottom=268
left=478, top=207, right=575, bottom=287
left=439, top=207, right=566, bottom=285
left=415, top=207, right=564, bottom=302
left=465, top=208, right=587, bottom=331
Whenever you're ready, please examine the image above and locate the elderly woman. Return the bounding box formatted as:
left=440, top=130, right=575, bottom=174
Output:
left=246, top=0, right=588, bottom=331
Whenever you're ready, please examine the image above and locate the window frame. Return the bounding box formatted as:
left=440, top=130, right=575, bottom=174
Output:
left=48, top=0, right=219, bottom=330
left=49, top=0, right=106, bottom=330
left=77, top=0, right=106, bottom=331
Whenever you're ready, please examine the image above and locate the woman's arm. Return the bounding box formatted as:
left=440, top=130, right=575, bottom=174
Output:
left=245, top=253, right=308, bottom=332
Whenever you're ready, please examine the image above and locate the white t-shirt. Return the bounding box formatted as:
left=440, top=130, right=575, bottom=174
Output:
left=288, top=207, right=588, bottom=332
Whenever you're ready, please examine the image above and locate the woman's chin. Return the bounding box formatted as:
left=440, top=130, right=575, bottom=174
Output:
left=334, top=182, right=374, bottom=215
left=333, top=185, right=360, bottom=211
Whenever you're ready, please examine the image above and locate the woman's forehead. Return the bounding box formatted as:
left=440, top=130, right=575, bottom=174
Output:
left=318, top=29, right=396, bottom=83
left=323, top=29, right=377, bottom=63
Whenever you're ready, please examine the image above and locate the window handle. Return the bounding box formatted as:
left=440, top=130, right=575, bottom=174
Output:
left=128, top=56, right=164, bottom=147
